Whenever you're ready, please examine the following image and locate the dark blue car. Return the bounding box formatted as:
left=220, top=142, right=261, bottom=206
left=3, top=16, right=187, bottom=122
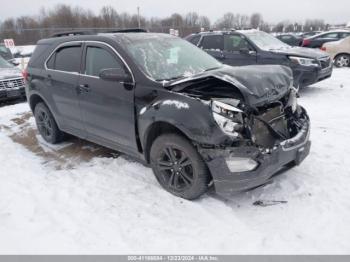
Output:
left=185, top=30, right=333, bottom=89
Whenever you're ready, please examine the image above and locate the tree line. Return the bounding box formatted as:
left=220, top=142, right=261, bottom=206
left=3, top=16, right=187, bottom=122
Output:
left=0, top=4, right=333, bottom=45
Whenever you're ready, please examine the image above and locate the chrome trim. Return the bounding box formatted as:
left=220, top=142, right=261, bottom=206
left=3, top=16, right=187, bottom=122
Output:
left=0, top=77, right=24, bottom=82
left=0, top=77, right=25, bottom=90
left=43, top=40, right=135, bottom=83
left=44, top=41, right=82, bottom=75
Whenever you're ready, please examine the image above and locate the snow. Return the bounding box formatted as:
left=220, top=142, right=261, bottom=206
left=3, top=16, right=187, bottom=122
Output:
left=10, top=45, right=36, bottom=57
left=162, top=100, right=189, bottom=109
left=10, top=45, right=36, bottom=70
left=1, top=68, right=350, bottom=254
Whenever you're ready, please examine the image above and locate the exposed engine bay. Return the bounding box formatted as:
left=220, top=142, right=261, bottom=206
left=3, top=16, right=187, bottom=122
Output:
left=209, top=88, right=307, bottom=149
left=166, top=65, right=305, bottom=149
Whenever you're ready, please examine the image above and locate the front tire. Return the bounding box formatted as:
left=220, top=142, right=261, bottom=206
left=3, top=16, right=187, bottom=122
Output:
left=334, top=54, right=350, bottom=68
left=150, top=134, right=210, bottom=200
left=34, top=102, right=64, bottom=144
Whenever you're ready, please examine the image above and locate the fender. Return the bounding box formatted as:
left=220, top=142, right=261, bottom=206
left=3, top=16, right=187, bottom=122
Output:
left=137, top=91, right=230, bottom=150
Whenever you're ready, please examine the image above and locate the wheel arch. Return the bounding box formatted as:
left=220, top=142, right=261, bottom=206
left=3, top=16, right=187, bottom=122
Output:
left=334, top=52, right=350, bottom=60
left=28, top=93, right=61, bottom=129
left=29, top=93, right=45, bottom=112
left=143, top=121, right=193, bottom=164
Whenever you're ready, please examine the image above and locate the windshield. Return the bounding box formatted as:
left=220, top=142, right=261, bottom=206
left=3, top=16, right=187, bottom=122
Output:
left=0, top=45, right=13, bottom=60
left=123, top=35, right=222, bottom=81
left=244, top=31, right=291, bottom=51
left=0, top=56, right=14, bottom=68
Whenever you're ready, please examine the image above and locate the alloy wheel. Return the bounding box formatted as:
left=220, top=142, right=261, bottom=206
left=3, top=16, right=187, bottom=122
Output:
left=335, top=55, right=350, bottom=67
left=157, top=146, right=194, bottom=191
left=36, top=109, right=53, bottom=139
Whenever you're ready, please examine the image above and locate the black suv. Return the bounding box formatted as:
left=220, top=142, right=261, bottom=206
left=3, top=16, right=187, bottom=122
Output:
left=25, top=32, right=311, bottom=199
left=186, top=30, right=332, bottom=89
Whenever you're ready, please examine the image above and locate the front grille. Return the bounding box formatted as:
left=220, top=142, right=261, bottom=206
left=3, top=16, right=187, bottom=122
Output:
left=319, top=57, right=331, bottom=69
left=0, top=78, right=25, bottom=90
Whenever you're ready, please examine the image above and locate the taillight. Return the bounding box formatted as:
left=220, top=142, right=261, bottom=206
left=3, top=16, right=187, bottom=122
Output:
left=22, top=69, right=29, bottom=82
left=302, top=39, right=311, bottom=46
left=321, top=47, right=326, bottom=51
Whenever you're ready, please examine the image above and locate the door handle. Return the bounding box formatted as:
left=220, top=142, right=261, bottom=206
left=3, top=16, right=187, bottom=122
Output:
left=78, top=84, right=90, bottom=93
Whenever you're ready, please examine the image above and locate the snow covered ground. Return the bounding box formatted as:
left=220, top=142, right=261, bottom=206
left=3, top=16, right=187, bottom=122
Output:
left=0, top=68, right=349, bottom=254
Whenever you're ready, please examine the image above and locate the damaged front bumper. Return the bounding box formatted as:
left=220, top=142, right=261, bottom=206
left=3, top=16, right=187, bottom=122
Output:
left=199, top=112, right=311, bottom=197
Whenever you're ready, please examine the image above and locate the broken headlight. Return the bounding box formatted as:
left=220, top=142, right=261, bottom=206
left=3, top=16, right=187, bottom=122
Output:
left=286, top=88, right=298, bottom=113
left=211, top=99, right=244, bottom=138
left=289, top=56, right=319, bottom=67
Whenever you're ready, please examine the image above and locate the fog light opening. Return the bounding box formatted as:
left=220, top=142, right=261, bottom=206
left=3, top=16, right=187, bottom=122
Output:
left=225, top=157, right=258, bottom=173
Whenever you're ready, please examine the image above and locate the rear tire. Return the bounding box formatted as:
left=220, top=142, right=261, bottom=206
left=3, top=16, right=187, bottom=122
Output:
left=150, top=133, right=210, bottom=200
left=334, top=54, right=350, bottom=68
left=34, top=102, right=65, bottom=144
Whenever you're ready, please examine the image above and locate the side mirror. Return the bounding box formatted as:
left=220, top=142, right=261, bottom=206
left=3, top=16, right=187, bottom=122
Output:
left=10, top=60, right=20, bottom=66
left=99, top=68, right=132, bottom=82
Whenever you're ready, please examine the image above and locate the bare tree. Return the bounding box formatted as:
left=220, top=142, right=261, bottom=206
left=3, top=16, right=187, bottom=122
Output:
left=100, top=6, right=119, bottom=27
left=185, top=12, right=199, bottom=27
left=236, top=14, right=250, bottom=29
left=198, top=16, right=210, bottom=28
left=215, top=12, right=235, bottom=29
left=250, top=13, right=263, bottom=29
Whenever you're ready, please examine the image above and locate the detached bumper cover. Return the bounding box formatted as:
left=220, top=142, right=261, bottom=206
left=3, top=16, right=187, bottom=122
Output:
left=199, top=117, right=311, bottom=196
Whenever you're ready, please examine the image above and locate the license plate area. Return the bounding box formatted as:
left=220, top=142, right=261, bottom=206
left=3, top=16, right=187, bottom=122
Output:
left=6, top=90, right=21, bottom=98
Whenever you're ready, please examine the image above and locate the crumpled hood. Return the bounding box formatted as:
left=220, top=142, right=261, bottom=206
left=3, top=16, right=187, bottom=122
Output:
left=166, top=65, right=293, bottom=107
left=0, top=67, right=22, bottom=80
left=272, top=46, right=328, bottom=59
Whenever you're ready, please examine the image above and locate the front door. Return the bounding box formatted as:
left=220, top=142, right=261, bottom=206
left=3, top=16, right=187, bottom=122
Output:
left=77, top=42, right=137, bottom=151
left=222, top=34, right=257, bottom=66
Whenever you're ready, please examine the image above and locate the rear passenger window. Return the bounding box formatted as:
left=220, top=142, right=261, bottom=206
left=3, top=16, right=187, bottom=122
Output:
left=84, top=46, right=125, bottom=77
left=48, top=45, right=81, bottom=73
left=282, top=35, right=292, bottom=40
left=200, top=35, right=224, bottom=50
left=46, top=54, right=55, bottom=69
left=317, top=33, right=338, bottom=39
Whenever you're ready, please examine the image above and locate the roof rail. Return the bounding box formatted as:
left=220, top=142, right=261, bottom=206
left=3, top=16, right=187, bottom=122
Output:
left=103, top=28, right=148, bottom=33
left=51, top=30, right=93, bottom=38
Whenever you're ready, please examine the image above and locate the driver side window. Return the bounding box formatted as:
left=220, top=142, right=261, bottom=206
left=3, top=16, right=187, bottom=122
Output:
left=85, top=46, right=126, bottom=77
left=224, top=35, right=253, bottom=52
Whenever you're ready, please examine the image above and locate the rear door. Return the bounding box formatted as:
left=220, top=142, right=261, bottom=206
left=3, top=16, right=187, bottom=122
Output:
left=199, top=34, right=225, bottom=61
left=45, top=43, right=86, bottom=135
left=77, top=42, right=138, bottom=151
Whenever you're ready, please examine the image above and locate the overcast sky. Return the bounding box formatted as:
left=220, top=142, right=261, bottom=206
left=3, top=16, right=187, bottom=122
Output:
left=1, top=0, right=349, bottom=24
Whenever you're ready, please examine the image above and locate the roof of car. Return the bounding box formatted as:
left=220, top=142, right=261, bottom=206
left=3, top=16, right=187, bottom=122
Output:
left=309, top=29, right=350, bottom=39
left=188, top=29, right=259, bottom=37
left=37, top=32, right=175, bottom=45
